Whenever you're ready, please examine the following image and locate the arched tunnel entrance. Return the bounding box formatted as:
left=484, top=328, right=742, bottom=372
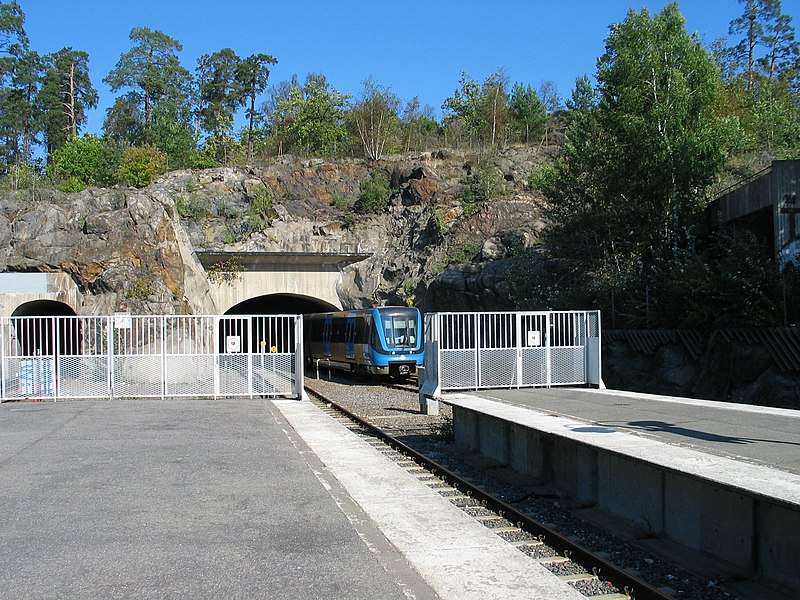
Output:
left=10, top=300, right=78, bottom=357
left=223, top=294, right=337, bottom=316
left=219, top=294, right=335, bottom=355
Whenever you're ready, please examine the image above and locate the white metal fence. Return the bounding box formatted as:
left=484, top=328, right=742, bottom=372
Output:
left=0, top=314, right=304, bottom=401
left=420, top=310, right=603, bottom=397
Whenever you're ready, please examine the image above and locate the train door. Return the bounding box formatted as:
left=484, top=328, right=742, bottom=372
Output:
left=344, top=315, right=356, bottom=360
left=322, top=315, right=333, bottom=357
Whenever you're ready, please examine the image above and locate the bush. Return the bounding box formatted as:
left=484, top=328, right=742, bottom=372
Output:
left=246, top=185, right=276, bottom=231
left=48, top=135, right=104, bottom=191
left=0, top=164, right=42, bottom=191
left=527, top=163, right=558, bottom=192
left=116, top=146, right=166, bottom=188
left=355, top=170, right=390, bottom=213
left=462, top=160, right=503, bottom=204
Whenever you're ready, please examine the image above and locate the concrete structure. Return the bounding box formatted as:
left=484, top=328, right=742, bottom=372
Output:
left=444, top=389, right=800, bottom=597
left=196, top=251, right=370, bottom=313
left=0, top=273, right=81, bottom=317
left=706, top=159, right=800, bottom=264
left=0, top=251, right=371, bottom=318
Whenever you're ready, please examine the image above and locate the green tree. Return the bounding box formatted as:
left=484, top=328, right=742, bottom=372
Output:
left=104, top=27, right=191, bottom=136
left=759, top=11, right=799, bottom=81
left=196, top=48, right=240, bottom=142
left=508, top=82, right=546, bottom=144
left=148, top=102, right=196, bottom=169
left=102, top=92, right=144, bottom=144
left=726, top=0, right=799, bottom=89
left=400, top=96, right=440, bottom=152
left=0, top=0, right=25, bottom=72
left=37, top=47, right=97, bottom=157
left=115, top=145, right=165, bottom=187
left=442, top=70, right=510, bottom=149
left=235, top=53, right=277, bottom=161
left=355, top=169, right=390, bottom=213
left=269, top=74, right=351, bottom=157
left=517, top=3, right=740, bottom=326
left=349, top=77, right=400, bottom=160
left=47, top=133, right=103, bottom=190
left=0, top=47, right=41, bottom=168
left=592, top=3, right=733, bottom=256
left=729, top=0, right=773, bottom=90
left=566, top=75, right=596, bottom=115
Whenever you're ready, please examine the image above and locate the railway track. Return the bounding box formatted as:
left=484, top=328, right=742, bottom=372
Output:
left=305, top=381, right=677, bottom=600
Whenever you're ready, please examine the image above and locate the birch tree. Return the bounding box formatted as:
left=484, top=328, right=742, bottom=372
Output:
left=350, top=77, right=400, bottom=160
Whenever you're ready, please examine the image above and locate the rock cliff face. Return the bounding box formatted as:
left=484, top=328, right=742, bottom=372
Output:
left=0, top=148, right=546, bottom=315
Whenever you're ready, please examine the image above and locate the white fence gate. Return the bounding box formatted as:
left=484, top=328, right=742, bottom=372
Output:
left=0, top=314, right=304, bottom=401
left=420, top=310, right=603, bottom=398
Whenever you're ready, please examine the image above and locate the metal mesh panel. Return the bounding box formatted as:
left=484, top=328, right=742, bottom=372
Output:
left=218, top=354, right=250, bottom=396
left=57, top=317, right=110, bottom=399
left=0, top=317, right=58, bottom=400
left=252, top=354, right=295, bottom=396
left=550, top=347, right=585, bottom=385
left=0, top=313, right=304, bottom=401
left=478, top=348, right=518, bottom=387
left=520, top=348, right=549, bottom=386
left=113, top=356, right=163, bottom=397
left=441, top=349, right=476, bottom=389
left=7, top=357, right=56, bottom=398
left=165, top=355, right=215, bottom=397
left=58, top=356, right=109, bottom=398
left=425, top=310, right=600, bottom=394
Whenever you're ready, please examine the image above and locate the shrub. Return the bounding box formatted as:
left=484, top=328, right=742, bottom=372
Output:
left=116, top=146, right=166, bottom=188
left=355, top=170, right=390, bottom=213
left=126, top=279, right=152, bottom=301
left=175, top=194, right=212, bottom=220
left=527, top=163, right=558, bottom=192
left=1, top=164, right=41, bottom=191
left=462, top=160, right=503, bottom=204
left=48, top=134, right=104, bottom=191
left=246, top=185, right=276, bottom=231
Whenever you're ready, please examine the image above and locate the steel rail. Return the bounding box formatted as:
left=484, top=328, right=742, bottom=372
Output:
left=305, top=384, right=676, bottom=600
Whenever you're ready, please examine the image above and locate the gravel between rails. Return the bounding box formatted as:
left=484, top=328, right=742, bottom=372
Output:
left=305, top=373, right=747, bottom=600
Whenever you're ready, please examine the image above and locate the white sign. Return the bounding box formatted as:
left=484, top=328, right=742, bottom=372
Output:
left=527, top=330, right=541, bottom=347
left=226, top=335, right=241, bottom=353
left=114, top=312, right=132, bottom=329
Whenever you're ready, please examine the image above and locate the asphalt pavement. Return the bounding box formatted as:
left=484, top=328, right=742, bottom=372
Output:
left=0, top=398, right=437, bottom=600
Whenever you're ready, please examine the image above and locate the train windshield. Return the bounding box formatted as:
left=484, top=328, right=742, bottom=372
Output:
left=381, top=313, right=417, bottom=349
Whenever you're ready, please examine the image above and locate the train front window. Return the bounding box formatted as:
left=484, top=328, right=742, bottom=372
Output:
left=382, top=315, right=417, bottom=349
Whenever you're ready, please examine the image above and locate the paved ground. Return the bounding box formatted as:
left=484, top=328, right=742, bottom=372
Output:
left=0, top=399, right=437, bottom=600
left=472, top=387, right=800, bottom=474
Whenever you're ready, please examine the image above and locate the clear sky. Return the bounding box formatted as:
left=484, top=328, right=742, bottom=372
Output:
left=17, top=0, right=800, bottom=135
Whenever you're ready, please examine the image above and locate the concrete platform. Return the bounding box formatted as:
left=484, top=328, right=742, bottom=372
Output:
left=442, top=388, right=800, bottom=596
left=470, top=387, right=800, bottom=474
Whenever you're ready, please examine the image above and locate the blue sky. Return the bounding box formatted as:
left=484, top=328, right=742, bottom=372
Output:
left=18, top=0, right=799, bottom=135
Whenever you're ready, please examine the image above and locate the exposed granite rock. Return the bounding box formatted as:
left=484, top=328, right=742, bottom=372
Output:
left=0, top=148, right=547, bottom=316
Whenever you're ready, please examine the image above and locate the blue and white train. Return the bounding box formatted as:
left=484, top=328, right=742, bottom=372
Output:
left=303, top=307, right=424, bottom=378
